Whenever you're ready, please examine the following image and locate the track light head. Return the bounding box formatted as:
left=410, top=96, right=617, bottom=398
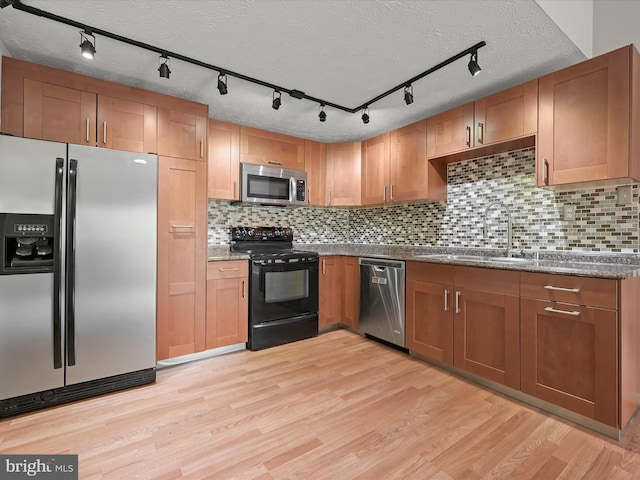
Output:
left=468, top=51, right=481, bottom=76
left=158, top=55, right=171, bottom=79
left=319, top=104, right=327, bottom=122
left=361, top=107, right=370, bottom=125
left=404, top=85, right=414, bottom=105
left=217, top=73, right=228, bottom=95
left=272, top=90, right=282, bottom=110
left=79, top=31, right=95, bottom=59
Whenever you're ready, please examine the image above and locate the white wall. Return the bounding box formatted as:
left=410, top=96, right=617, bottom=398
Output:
left=0, top=38, right=11, bottom=131
left=536, top=0, right=594, bottom=58
left=593, top=0, right=640, bottom=56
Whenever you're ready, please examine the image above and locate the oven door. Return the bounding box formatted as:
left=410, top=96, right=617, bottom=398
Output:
left=250, top=258, right=319, bottom=324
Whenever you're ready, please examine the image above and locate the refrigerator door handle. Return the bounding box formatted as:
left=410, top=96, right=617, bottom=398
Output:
left=66, top=158, right=78, bottom=367
left=53, top=157, right=65, bottom=369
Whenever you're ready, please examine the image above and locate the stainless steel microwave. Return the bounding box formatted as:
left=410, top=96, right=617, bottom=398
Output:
left=240, top=163, right=307, bottom=207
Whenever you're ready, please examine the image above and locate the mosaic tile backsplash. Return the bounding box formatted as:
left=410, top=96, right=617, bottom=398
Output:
left=208, top=147, right=639, bottom=253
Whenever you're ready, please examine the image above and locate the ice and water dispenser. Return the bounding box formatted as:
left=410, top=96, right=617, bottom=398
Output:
left=0, top=213, right=55, bottom=274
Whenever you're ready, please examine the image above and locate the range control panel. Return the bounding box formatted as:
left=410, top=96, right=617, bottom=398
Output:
left=231, top=226, right=293, bottom=242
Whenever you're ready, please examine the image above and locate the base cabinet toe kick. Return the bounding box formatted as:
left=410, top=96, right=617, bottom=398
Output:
left=405, top=261, right=639, bottom=439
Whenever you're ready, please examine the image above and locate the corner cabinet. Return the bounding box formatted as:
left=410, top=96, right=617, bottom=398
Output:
left=206, top=260, right=248, bottom=348
left=537, top=44, right=640, bottom=187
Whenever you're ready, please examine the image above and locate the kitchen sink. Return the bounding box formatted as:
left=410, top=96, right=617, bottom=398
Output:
left=416, top=254, right=532, bottom=264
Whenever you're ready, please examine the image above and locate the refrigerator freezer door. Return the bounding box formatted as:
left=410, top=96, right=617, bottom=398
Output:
left=0, top=135, right=66, bottom=214
left=0, top=273, right=64, bottom=399
left=65, top=145, right=157, bottom=386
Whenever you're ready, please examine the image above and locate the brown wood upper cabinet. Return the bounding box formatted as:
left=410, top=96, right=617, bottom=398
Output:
left=304, top=139, right=327, bottom=206
left=426, top=80, right=537, bottom=160
left=361, top=132, right=390, bottom=205
left=240, top=126, right=305, bottom=170
left=325, top=141, right=361, bottom=206
left=537, top=45, right=640, bottom=187
left=97, top=95, right=157, bottom=154
left=158, top=109, right=207, bottom=161
left=208, top=119, right=240, bottom=200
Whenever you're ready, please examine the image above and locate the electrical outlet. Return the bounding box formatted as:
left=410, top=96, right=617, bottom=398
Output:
left=617, top=185, right=632, bottom=205
left=563, top=204, right=576, bottom=222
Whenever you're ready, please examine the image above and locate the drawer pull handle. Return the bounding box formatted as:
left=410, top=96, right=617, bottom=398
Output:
left=268, top=160, right=283, bottom=165
left=444, top=289, right=450, bottom=312
left=455, top=291, right=461, bottom=314
left=544, top=285, right=580, bottom=293
left=219, top=267, right=239, bottom=272
left=170, top=225, right=195, bottom=231
left=544, top=306, right=581, bottom=317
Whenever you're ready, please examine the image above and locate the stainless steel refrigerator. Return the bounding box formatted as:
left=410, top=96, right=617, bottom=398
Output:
left=0, top=134, right=157, bottom=417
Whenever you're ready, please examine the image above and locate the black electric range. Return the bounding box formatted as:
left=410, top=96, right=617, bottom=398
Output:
left=231, top=227, right=319, bottom=350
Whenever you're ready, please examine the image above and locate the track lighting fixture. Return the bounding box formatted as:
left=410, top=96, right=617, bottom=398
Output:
left=79, top=31, right=95, bottom=59
left=403, top=85, right=414, bottom=105
left=468, top=50, right=481, bottom=76
left=217, top=73, right=228, bottom=95
left=272, top=90, right=282, bottom=110
left=319, top=104, right=327, bottom=123
left=4, top=2, right=487, bottom=125
left=361, top=108, right=370, bottom=125
left=158, top=55, right=171, bottom=79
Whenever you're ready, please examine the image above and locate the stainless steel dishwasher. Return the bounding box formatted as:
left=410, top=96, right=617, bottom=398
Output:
left=359, top=258, right=406, bottom=347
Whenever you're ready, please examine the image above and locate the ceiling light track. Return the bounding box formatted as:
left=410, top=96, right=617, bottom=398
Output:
left=2, top=0, right=486, bottom=120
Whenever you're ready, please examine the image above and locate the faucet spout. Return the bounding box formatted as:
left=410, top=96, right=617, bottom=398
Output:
left=483, top=201, right=512, bottom=257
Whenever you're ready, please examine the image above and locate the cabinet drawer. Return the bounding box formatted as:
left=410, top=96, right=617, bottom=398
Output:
left=207, top=260, right=248, bottom=280
left=407, top=261, right=453, bottom=285
left=454, top=266, right=519, bottom=296
left=520, top=272, right=617, bottom=309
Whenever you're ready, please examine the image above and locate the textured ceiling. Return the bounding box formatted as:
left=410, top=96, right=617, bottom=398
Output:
left=0, top=0, right=584, bottom=142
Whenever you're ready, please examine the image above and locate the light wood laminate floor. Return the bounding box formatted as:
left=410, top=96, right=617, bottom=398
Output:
left=2, top=329, right=640, bottom=479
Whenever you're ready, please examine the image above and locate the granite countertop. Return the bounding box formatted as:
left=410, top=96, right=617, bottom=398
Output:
left=208, top=244, right=640, bottom=279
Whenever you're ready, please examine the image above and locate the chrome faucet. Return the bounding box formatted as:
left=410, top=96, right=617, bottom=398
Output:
left=483, top=201, right=513, bottom=257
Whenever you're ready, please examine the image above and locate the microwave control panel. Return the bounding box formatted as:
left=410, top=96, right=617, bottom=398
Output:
left=295, top=180, right=306, bottom=202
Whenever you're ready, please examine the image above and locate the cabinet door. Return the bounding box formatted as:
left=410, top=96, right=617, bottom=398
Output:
left=538, top=46, right=630, bottom=186
left=521, top=298, right=617, bottom=427
left=319, top=256, right=343, bottom=328
left=240, top=126, right=305, bottom=170
left=206, top=261, right=248, bottom=348
left=305, top=140, right=327, bottom=206
left=158, top=109, right=207, bottom=161
left=342, top=257, right=360, bottom=328
left=453, top=267, right=520, bottom=389
left=361, top=132, right=390, bottom=205
left=97, top=96, right=157, bottom=153
left=474, top=80, right=537, bottom=147
left=426, top=103, right=474, bottom=159
left=157, top=156, right=207, bottom=360
left=454, top=288, right=520, bottom=389
left=326, top=142, right=361, bottom=206
left=208, top=119, right=240, bottom=200
left=406, top=279, right=453, bottom=365
left=23, top=79, right=96, bottom=145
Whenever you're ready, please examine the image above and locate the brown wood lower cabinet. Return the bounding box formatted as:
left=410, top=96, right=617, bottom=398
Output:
left=319, top=256, right=360, bottom=329
left=406, top=262, right=454, bottom=364
left=520, top=272, right=618, bottom=427
left=406, top=263, right=520, bottom=389
left=206, top=260, right=249, bottom=349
